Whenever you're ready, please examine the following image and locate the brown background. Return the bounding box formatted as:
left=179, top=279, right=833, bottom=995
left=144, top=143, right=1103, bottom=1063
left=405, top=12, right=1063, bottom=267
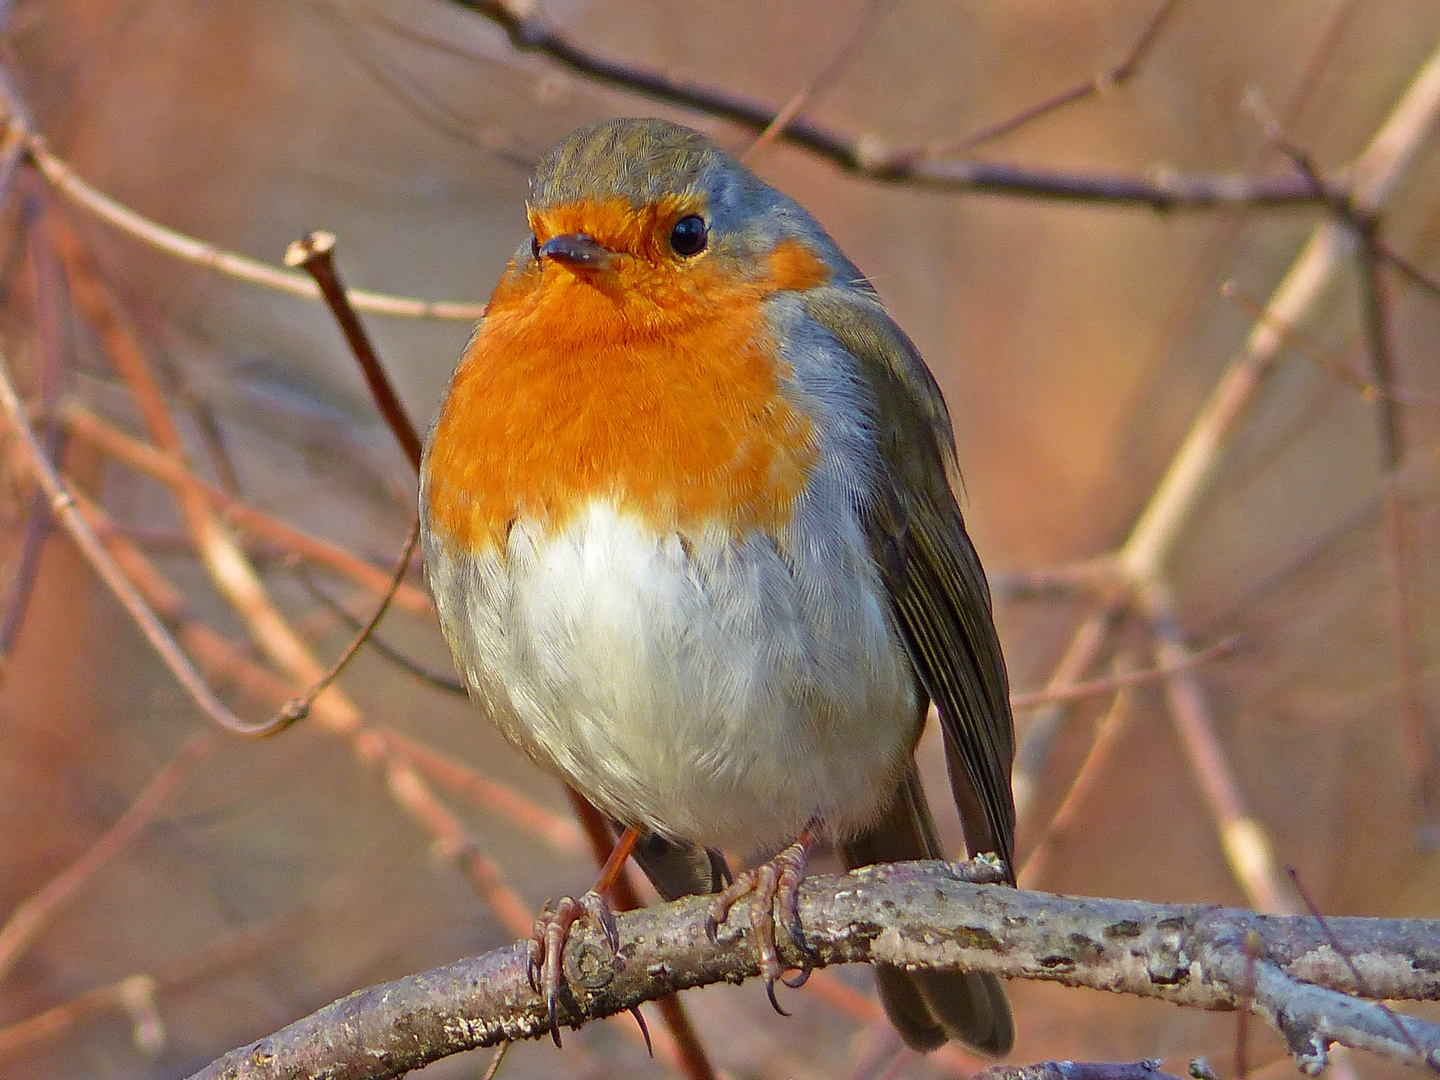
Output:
left=1, top=1, right=1438, bottom=1078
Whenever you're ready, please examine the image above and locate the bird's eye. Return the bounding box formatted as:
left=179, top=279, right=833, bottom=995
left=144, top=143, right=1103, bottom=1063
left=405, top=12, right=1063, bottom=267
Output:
left=669, top=215, right=708, bottom=257
left=530, top=235, right=540, bottom=260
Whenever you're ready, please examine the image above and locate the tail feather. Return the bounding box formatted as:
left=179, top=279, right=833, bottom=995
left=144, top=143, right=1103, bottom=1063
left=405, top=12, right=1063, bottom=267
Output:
left=629, top=829, right=732, bottom=902
left=840, top=764, right=1014, bottom=1055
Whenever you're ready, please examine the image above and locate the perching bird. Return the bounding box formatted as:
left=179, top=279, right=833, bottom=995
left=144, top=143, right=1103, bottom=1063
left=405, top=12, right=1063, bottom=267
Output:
left=420, top=116, right=1016, bottom=1054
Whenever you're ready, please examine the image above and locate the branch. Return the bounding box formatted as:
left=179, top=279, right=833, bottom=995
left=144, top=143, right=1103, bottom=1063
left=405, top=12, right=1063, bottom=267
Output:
left=188, top=862, right=1440, bottom=1080
left=444, top=0, right=1325, bottom=208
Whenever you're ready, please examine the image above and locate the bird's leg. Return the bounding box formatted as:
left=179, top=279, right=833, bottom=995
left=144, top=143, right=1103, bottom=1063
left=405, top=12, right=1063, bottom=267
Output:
left=704, top=828, right=817, bottom=1014
left=528, top=823, right=639, bottom=1045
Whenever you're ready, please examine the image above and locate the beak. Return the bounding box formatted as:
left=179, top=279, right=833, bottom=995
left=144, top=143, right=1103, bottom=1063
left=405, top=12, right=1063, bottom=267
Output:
left=537, top=233, right=614, bottom=270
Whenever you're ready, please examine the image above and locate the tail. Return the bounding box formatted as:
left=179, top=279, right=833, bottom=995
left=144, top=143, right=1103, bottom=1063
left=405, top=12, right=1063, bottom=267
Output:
left=839, top=765, right=1013, bottom=1054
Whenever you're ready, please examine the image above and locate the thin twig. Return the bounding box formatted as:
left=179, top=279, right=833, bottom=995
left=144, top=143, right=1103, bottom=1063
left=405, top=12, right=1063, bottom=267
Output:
left=1284, top=865, right=1435, bottom=1069
left=60, top=403, right=432, bottom=616
left=479, top=1041, right=511, bottom=1080
left=1012, top=605, right=1122, bottom=830
left=292, top=564, right=463, bottom=692
left=308, top=0, right=533, bottom=167
left=1019, top=658, right=1139, bottom=888
left=0, top=191, right=61, bottom=665
left=0, top=732, right=215, bottom=984
left=281, top=520, right=420, bottom=724
left=1379, top=240, right=1440, bottom=300
left=1141, top=581, right=1298, bottom=914
left=285, top=231, right=424, bottom=471
left=1010, top=636, right=1234, bottom=711
left=381, top=730, right=584, bottom=856
left=0, top=856, right=391, bottom=1061
left=957, top=0, right=1184, bottom=149
left=20, top=135, right=485, bottom=319
left=741, top=0, right=893, bottom=163
left=1354, top=217, right=1437, bottom=845
left=1237, top=929, right=1261, bottom=1080
left=49, top=216, right=367, bottom=732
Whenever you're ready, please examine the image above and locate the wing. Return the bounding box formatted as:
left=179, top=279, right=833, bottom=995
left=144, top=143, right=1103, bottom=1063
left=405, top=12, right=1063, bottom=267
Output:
left=803, top=287, right=1017, bottom=880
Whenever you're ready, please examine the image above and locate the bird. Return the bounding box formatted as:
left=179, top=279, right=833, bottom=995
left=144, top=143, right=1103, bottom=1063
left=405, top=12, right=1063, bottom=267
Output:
left=420, top=116, right=1017, bottom=1055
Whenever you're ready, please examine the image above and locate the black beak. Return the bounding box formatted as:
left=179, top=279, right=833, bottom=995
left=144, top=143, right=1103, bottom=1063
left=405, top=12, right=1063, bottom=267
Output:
left=537, top=233, right=614, bottom=270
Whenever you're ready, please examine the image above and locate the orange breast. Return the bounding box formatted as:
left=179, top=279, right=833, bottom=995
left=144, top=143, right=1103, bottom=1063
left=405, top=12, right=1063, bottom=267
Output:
left=424, top=235, right=829, bottom=554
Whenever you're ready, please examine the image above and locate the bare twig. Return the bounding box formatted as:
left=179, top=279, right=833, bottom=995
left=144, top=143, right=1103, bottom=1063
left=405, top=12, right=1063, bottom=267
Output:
left=49, top=215, right=368, bottom=734
left=0, top=858, right=391, bottom=1061
left=308, top=0, right=533, bottom=165
left=1019, top=658, right=1138, bottom=888
left=285, top=231, right=424, bottom=471
left=1237, top=929, right=1261, bottom=1079
left=1379, top=240, right=1440, bottom=300
left=20, top=135, right=484, bottom=318
left=1010, top=637, right=1234, bottom=711
left=186, top=863, right=1440, bottom=1080
left=1354, top=218, right=1437, bottom=845
left=1141, top=581, right=1298, bottom=915
left=64, top=484, right=542, bottom=944
left=291, top=565, right=463, bottom=692
left=1012, top=605, right=1122, bottom=829
left=0, top=733, right=215, bottom=985
left=0, top=193, right=61, bottom=665
left=957, top=0, right=1184, bottom=149
left=280, top=520, right=420, bottom=724
left=479, top=1041, right=510, bottom=1080
left=61, top=403, right=433, bottom=615
left=0, top=973, right=165, bottom=1059
left=741, top=0, right=892, bottom=163
left=1285, top=865, right=1433, bottom=1069
left=380, top=730, right=584, bottom=856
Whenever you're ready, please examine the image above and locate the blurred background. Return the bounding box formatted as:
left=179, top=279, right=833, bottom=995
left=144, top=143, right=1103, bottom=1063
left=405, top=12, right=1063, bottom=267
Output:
left=0, top=1, right=1438, bottom=1078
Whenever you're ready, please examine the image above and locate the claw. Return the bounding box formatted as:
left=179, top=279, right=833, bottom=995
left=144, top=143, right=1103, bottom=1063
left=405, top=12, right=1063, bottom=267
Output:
left=765, top=977, right=792, bottom=1017
left=548, top=989, right=562, bottom=1048
left=629, top=1006, right=653, bottom=1057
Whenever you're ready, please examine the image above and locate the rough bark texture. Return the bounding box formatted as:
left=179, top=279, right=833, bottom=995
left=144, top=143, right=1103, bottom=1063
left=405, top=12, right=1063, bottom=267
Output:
left=188, top=861, right=1440, bottom=1080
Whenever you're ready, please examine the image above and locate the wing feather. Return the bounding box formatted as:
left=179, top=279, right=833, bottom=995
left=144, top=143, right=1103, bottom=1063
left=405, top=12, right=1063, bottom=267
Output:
left=802, top=287, right=1017, bottom=880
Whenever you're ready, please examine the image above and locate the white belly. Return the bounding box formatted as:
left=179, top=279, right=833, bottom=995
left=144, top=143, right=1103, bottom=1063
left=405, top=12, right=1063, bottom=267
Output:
left=423, top=500, right=919, bottom=856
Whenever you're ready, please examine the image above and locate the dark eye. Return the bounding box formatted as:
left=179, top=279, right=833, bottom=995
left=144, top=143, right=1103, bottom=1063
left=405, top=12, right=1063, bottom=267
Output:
left=669, top=215, right=708, bottom=257
left=530, top=234, right=540, bottom=260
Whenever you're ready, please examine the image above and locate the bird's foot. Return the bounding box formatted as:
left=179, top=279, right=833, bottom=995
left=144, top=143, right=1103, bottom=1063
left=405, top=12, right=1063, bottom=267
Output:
left=704, top=837, right=816, bottom=1014
left=527, top=890, right=619, bottom=1045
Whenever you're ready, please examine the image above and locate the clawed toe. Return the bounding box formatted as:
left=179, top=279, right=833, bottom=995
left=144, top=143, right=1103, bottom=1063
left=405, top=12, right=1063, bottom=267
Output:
left=528, top=890, right=617, bottom=1046
left=703, top=837, right=815, bottom=1012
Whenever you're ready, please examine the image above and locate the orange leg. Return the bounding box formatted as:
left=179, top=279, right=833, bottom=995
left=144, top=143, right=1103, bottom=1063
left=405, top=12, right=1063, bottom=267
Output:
left=704, top=828, right=817, bottom=1014
left=528, top=824, right=641, bottom=1045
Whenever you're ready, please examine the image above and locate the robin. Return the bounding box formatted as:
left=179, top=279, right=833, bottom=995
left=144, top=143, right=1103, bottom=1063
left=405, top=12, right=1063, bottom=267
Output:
left=420, top=116, right=1017, bottom=1055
